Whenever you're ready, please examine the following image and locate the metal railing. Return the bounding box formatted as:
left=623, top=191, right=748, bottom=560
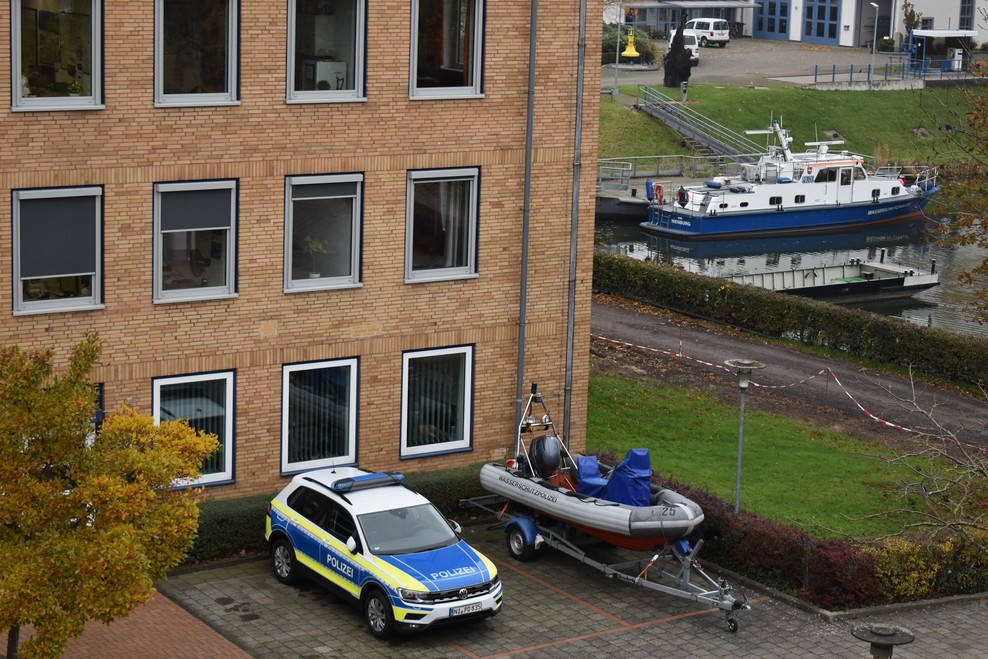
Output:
left=635, top=85, right=766, bottom=157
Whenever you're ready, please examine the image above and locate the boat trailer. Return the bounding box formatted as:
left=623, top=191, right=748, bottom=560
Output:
left=462, top=494, right=749, bottom=632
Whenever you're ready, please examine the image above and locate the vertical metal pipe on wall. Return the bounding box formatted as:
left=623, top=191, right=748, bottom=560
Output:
left=514, top=0, right=538, bottom=451
left=563, top=0, right=589, bottom=445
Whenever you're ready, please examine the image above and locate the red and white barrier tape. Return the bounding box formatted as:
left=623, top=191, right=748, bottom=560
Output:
left=591, top=333, right=919, bottom=434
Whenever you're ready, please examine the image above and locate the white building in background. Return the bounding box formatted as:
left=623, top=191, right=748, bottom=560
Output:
left=622, top=0, right=985, bottom=50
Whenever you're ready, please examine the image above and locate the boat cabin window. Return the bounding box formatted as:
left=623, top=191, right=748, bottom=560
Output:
left=892, top=186, right=901, bottom=195
left=719, top=203, right=729, bottom=209
left=794, top=195, right=805, bottom=204
left=739, top=202, right=749, bottom=207
left=855, top=166, right=867, bottom=180
left=769, top=196, right=782, bottom=205
left=814, top=168, right=837, bottom=183
left=840, top=168, right=852, bottom=186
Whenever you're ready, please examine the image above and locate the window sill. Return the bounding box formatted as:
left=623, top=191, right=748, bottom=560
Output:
left=405, top=272, right=478, bottom=285
left=284, top=281, right=362, bottom=293
left=12, top=101, right=106, bottom=112
left=153, top=292, right=239, bottom=304
left=14, top=302, right=105, bottom=316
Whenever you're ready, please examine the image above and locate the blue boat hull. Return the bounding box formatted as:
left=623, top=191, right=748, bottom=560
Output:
left=641, top=191, right=937, bottom=241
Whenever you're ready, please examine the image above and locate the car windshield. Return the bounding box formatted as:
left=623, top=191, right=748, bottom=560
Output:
left=358, top=503, right=459, bottom=555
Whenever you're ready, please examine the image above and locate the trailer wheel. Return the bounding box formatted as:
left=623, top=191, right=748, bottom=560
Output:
left=506, top=527, right=535, bottom=562
left=727, top=617, right=739, bottom=633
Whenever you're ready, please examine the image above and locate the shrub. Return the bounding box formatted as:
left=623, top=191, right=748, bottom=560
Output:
left=187, top=493, right=274, bottom=563
left=803, top=539, right=884, bottom=609
left=870, top=535, right=943, bottom=601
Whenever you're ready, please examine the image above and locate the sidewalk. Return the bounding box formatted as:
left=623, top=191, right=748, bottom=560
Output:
left=57, top=592, right=251, bottom=659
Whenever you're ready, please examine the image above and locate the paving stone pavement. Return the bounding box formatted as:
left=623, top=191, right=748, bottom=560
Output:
left=151, top=523, right=987, bottom=659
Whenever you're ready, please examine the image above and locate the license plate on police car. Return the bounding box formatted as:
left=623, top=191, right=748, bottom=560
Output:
left=450, top=602, right=482, bottom=617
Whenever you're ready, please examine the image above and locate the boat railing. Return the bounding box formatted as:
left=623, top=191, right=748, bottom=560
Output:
left=874, top=163, right=939, bottom=188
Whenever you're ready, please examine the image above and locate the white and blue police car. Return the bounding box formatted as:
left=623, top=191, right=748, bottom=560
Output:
left=266, top=467, right=503, bottom=639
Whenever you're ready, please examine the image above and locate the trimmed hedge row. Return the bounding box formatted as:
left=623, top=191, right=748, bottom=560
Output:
left=593, top=251, right=988, bottom=387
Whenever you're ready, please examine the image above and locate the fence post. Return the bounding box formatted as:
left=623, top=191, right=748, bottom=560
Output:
left=814, top=64, right=818, bottom=83
left=831, top=64, right=836, bottom=82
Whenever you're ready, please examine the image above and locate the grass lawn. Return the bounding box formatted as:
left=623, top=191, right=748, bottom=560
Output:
left=602, top=83, right=974, bottom=164
left=586, top=373, right=924, bottom=540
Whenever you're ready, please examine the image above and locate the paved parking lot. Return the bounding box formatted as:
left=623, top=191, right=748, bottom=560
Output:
left=606, top=37, right=891, bottom=88
left=158, top=523, right=987, bottom=658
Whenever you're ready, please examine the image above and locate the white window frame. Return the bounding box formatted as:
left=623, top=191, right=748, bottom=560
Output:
left=286, top=0, right=367, bottom=103
left=153, top=180, right=238, bottom=303
left=284, top=174, right=363, bottom=291
left=11, top=0, right=104, bottom=111
left=400, top=345, right=473, bottom=458
left=12, top=186, right=103, bottom=315
left=409, top=0, right=484, bottom=99
left=154, top=0, right=239, bottom=107
left=281, top=358, right=359, bottom=473
left=154, top=371, right=235, bottom=486
left=405, top=168, right=479, bottom=283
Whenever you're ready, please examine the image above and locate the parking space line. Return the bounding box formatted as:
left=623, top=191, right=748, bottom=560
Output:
left=494, top=558, right=632, bottom=626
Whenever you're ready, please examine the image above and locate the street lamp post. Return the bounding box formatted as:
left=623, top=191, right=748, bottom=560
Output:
left=870, top=2, right=880, bottom=88
left=725, top=359, right=766, bottom=514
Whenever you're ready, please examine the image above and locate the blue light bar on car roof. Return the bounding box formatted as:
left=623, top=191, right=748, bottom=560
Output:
left=330, top=471, right=405, bottom=493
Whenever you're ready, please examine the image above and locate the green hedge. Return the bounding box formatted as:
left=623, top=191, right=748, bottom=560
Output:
left=185, top=466, right=488, bottom=565
left=593, top=251, right=988, bottom=387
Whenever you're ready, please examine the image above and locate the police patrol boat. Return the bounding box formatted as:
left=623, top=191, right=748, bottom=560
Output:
left=640, top=120, right=940, bottom=240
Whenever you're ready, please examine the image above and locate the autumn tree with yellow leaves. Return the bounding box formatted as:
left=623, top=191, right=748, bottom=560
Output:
left=0, top=335, right=218, bottom=658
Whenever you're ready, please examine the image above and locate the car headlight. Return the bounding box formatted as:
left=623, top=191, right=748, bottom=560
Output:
left=397, top=588, right=431, bottom=603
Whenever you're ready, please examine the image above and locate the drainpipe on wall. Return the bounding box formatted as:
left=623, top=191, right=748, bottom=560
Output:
left=514, top=0, right=538, bottom=454
left=563, top=0, right=589, bottom=446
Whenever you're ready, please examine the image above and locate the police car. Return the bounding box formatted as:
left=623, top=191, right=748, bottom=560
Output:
left=265, top=467, right=502, bottom=638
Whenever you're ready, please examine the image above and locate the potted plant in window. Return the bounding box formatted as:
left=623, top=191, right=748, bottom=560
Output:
left=302, top=235, right=327, bottom=278
left=316, top=79, right=331, bottom=91
left=68, top=80, right=83, bottom=96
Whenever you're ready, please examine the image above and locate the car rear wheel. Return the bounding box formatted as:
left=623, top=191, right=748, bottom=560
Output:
left=364, top=588, right=395, bottom=639
left=700, top=36, right=708, bottom=47
left=271, top=538, right=298, bottom=585
left=719, top=41, right=727, bottom=47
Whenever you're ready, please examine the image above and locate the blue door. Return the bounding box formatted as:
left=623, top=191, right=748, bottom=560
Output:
left=752, top=0, right=791, bottom=41
left=802, top=0, right=841, bottom=45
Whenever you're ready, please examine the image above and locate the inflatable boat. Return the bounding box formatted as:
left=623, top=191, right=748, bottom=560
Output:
left=478, top=386, right=704, bottom=551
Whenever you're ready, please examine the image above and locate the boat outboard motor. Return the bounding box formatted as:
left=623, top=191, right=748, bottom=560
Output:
left=529, top=435, right=562, bottom=478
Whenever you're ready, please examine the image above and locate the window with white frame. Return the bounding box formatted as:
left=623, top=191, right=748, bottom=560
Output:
left=287, top=0, right=365, bottom=102
left=401, top=346, right=472, bottom=457
left=154, top=180, right=237, bottom=302
left=281, top=358, right=358, bottom=473
left=13, top=187, right=102, bottom=315
left=405, top=168, right=478, bottom=282
left=410, top=0, right=483, bottom=98
left=12, top=0, right=103, bottom=110
left=154, top=371, right=234, bottom=486
left=155, top=0, right=238, bottom=107
left=285, top=174, right=362, bottom=290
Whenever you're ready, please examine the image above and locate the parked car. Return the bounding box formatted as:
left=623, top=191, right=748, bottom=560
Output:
left=668, top=32, right=700, bottom=66
left=684, top=18, right=731, bottom=47
left=266, top=467, right=502, bottom=639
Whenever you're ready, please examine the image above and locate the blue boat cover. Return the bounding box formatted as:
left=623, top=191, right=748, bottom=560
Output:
left=604, top=448, right=652, bottom=507
left=576, top=456, right=608, bottom=497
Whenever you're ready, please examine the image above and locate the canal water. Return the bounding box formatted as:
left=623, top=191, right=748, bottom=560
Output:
left=594, top=218, right=988, bottom=339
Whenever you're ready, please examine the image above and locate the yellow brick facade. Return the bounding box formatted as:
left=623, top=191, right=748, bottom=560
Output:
left=1, top=1, right=601, bottom=499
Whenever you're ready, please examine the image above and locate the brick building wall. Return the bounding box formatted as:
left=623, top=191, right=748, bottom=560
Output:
left=0, top=0, right=601, bottom=499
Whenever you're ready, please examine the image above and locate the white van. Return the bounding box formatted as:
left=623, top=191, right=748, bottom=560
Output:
left=668, top=32, right=700, bottom=66
left=684, top=18, right=730, bottom=47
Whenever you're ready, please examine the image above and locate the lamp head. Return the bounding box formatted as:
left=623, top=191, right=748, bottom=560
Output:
left=724, top=359, right=766, bottom=390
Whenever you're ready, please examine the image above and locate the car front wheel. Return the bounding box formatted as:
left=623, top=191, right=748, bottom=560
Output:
left=364, top=588, right=395, bottom=639
left=271, top=538, right=298, bottom=585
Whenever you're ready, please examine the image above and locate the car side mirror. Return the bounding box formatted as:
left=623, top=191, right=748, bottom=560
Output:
left=346, top=536, right=358, bottom=553
left=448, top=519, right=462, bottom=534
